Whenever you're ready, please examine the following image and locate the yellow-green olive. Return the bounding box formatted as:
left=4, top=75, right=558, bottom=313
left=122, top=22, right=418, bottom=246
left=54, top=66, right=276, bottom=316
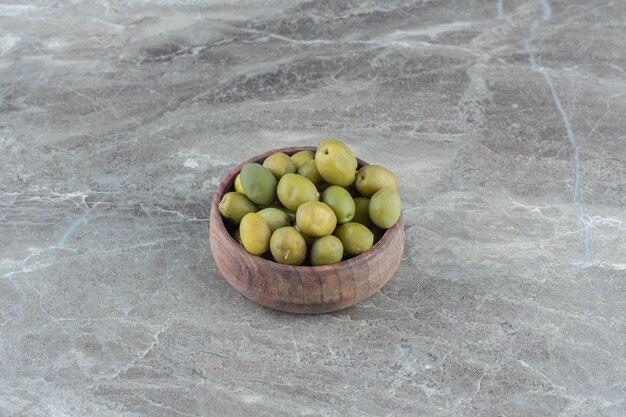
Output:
left=218, top=192, right=257, bottom=224
left=263, top=152, right=296, bottom=180
left=321, top=185, right=355, bottom=224
left=310, top=235, right=343, bottom=266
left=298, top=159, right=323, bottom=185
left=240, top=213, right=271, bottom=255
left=234, top=174, right=244, bottom=193
left=355, top=165, right=398, bottom=197
left=295, top=201, right=337, bottom=237
left=277, top=173, right=320, bottom=211
left=352, top=197, right=372, bottom=226
left=256, top=207, right=291, bottom=233
left=369, top=188, right=401, bottom=228
left=270, top=227, right=307, bottom=265
left=319, top=139, right=356, bottom=159
left=290, top=150, right=315, bottom=169
left=334, top=223, right=374, bottom=256
left=315, top=140, right=357, bottom=187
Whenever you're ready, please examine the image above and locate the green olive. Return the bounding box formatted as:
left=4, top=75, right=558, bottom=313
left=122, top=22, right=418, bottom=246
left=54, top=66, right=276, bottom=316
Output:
left=218, top=192, right=257, bottom=224
left=263, top=152, right=296, bottom=180
left=234, top=174, right=244, bottom=193
left=290, top=150, right=315, bottom=169
left=240, top=163, right=277, bottom=206
left=276, top=173, right=320, bottom=211
left=315, top=140, right=357, bottom=187
left=310, top=235, right=343, bottom=266
left=295, top=201, right=337, bottom=237
left=256, top=208, right=291, bottom=233
left=270, top=227, right=307, bottom=265
left=352, top=197, right=372, bottom=226
left=321, top=185, right=355, bottom=224
left=297, top=159, right=323, bottom=185
left=355, top=165, right=398, bottom=197
left=240, top=213, right=271, bottom=255
left=260, top=205, right=295, bottom=224
left=334, top=223, right=374, bottom=256
left=369, top=188, right=401, bottom=228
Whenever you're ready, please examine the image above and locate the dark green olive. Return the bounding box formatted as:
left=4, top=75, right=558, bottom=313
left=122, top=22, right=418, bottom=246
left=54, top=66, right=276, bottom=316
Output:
left=240, top=163, right=277, bottom=206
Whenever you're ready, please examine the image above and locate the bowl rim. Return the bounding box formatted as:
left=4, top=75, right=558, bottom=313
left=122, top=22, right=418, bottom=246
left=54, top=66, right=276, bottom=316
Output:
left=210, top=145, right=403, bottom=271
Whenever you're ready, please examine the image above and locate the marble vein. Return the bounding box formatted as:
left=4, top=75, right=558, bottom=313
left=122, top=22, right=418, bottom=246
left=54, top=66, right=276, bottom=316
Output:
left=56, top=218, right=86, bottom=249
left=522, top=0, right=593, bottom=267
left=496, top=0, right=505, bottom=20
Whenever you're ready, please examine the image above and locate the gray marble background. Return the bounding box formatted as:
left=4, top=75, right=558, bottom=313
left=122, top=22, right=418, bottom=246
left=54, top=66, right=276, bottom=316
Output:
left=1, top=0, right=625, bottom=416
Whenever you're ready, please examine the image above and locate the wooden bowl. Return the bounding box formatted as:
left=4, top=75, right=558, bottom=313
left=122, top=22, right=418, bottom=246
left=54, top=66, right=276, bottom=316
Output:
left=209, top=146, right=404, bottom=314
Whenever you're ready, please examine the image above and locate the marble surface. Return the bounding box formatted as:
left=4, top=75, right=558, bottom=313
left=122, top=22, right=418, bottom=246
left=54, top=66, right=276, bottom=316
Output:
left=1, top=0, right=625, bottom=416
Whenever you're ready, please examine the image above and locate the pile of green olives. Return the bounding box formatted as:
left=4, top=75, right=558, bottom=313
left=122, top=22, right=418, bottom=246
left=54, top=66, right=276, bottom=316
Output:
left=218, top=140, right=401, bottom=266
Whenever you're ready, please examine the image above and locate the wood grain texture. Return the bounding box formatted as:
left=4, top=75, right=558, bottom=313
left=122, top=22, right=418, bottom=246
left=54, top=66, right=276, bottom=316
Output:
left=209, top=146, right=404, bottom=314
